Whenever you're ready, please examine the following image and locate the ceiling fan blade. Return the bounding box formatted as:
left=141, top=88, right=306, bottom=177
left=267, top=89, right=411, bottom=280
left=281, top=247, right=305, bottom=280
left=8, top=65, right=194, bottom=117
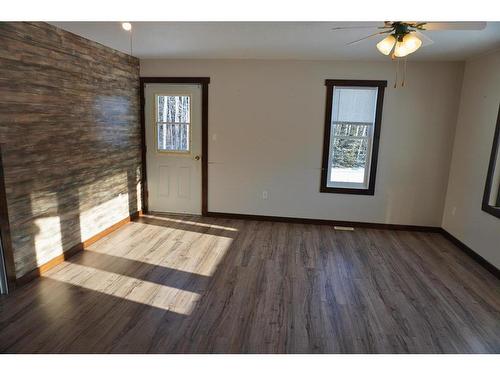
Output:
left=331, top=25, right=383, bottom=31
left=413, top=30, right=434, bottom=46
left=422, top=22, right=487, bottom=31
left=346, top=30, right=391, bottom=46
left=331, top=22, right=392, bottom=31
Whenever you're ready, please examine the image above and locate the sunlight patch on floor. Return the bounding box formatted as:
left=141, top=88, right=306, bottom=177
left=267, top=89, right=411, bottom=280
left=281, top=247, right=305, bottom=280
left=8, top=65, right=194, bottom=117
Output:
left=46, top=263, right=200, bottom=315
left=87, top=218, right=235, bottom=277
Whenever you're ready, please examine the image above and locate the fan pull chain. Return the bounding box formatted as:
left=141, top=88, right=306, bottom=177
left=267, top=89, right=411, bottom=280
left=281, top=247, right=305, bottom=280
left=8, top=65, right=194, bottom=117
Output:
left=394, top=58, right=399, bottom=88
left=402, top=57, right=407, bottom=87
left=393, top=57, right=409, bottom=88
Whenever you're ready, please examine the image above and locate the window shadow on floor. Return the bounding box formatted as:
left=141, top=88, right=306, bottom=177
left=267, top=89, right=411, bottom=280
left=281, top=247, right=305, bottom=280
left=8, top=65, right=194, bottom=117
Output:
left=0, top=277, right=188, bottom=353
left=66, top=250, right=211, bottom=293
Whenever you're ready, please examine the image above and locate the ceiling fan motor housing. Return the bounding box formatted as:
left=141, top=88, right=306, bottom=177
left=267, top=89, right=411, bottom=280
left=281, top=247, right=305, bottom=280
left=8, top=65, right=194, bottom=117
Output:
left=393, top=22, right=412, bottom=41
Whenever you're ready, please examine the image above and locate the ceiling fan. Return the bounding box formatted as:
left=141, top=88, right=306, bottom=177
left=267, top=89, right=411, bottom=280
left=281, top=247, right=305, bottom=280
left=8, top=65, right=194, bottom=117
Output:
left=332, top=21, right=487, bottom=58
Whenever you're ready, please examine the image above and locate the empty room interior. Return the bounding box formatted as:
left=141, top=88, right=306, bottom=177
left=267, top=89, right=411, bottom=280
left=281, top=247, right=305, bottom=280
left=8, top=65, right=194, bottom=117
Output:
left=1, top=17, right=500, bottom=356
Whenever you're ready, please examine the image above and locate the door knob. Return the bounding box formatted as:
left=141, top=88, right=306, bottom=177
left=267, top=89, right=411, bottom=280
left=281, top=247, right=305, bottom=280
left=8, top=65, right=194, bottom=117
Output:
left=194, top=155, right=200, bottom=161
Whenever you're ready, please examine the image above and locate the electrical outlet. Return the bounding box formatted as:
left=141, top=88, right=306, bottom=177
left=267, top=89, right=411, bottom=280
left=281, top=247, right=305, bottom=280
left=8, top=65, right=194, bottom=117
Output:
left=262, top=190, right=269, bottom=200
left=212, top=133, right=217, bottom=141
left=451, top=206, right=457, bottom=216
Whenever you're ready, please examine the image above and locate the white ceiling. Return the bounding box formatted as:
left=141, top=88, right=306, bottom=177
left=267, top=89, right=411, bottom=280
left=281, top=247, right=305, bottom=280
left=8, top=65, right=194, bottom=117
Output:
left=50, top=22, right=500, bottom=61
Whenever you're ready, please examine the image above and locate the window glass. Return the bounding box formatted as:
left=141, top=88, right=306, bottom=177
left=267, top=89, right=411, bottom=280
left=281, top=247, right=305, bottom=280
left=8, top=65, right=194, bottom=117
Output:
left=156, top=95, right=191, bottom=152
left=328, top=86, right=378, bottom=189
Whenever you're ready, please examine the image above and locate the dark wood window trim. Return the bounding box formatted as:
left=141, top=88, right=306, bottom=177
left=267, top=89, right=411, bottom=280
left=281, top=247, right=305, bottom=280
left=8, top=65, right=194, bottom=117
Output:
left=481, top=104, right=500, bottom=219
left=320, top=79, right=387, bottom=195
left=140, top=77, right=210, bottom=215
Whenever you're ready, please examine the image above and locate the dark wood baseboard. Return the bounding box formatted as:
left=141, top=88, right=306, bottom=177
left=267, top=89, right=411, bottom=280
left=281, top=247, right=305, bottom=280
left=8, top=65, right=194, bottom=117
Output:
left=439, top=228, right=500, bottom=280
left=15, top=211, right=142, bottom=287
left=205, top=211, right=441, bottom=232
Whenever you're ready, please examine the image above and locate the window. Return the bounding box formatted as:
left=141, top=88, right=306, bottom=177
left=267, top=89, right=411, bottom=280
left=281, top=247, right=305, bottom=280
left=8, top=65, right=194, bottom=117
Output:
left=156, top=94, right=191, bottom=153
left=321, top=80, right=387, bottom=195
left=482, top=104, right=500, bottom=219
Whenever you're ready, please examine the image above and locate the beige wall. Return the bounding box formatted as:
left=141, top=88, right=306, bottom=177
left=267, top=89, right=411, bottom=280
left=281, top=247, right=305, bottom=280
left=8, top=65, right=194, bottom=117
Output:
left=442, top=50, right=500, bottom=269
left=141, top=59, right=463, bottom=226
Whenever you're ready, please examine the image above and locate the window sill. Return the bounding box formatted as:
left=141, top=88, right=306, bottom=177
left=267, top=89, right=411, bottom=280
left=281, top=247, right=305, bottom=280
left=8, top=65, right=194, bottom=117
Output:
left=320, top=186, right=375, bottom=195
left=481, top=203, right=500, bottom=219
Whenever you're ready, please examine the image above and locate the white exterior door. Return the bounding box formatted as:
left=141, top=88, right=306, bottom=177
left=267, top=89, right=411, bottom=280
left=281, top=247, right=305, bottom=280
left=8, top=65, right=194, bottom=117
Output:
left=145, top=84, right=202, bottom=214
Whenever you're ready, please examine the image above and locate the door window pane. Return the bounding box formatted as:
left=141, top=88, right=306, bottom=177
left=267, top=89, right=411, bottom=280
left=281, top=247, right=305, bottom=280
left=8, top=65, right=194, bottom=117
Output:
left=157, top=123, right=190, bottom=152
left=156, top=95, right=191, bottom=152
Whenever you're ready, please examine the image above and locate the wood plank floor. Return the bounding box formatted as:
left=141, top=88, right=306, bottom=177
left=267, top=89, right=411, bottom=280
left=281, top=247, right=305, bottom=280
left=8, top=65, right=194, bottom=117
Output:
left=1, top=214, right=499, bottom=353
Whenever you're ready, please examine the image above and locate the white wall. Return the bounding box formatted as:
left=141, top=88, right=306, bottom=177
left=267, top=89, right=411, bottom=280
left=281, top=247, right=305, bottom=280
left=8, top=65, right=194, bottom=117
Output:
left=442, top=50, right=500, bottom=269
left=141, top=59, right=464, bottom=226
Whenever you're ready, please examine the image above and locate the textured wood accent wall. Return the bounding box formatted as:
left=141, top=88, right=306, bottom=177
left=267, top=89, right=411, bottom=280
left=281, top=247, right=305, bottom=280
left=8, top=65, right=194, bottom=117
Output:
left=0, top=22, right=141, bottom=278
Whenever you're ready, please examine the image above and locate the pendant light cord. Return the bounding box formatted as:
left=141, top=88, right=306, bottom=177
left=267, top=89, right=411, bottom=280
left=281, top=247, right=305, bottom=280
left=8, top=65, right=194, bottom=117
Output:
left=129, top=27, right=133, bottom=56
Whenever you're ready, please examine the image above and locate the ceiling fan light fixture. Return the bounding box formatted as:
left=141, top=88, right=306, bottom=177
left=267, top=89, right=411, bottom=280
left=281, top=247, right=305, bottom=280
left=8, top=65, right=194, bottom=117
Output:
left=393, top=33, right=422, bottom=57
left=376, top=34, right=397, bottom=55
